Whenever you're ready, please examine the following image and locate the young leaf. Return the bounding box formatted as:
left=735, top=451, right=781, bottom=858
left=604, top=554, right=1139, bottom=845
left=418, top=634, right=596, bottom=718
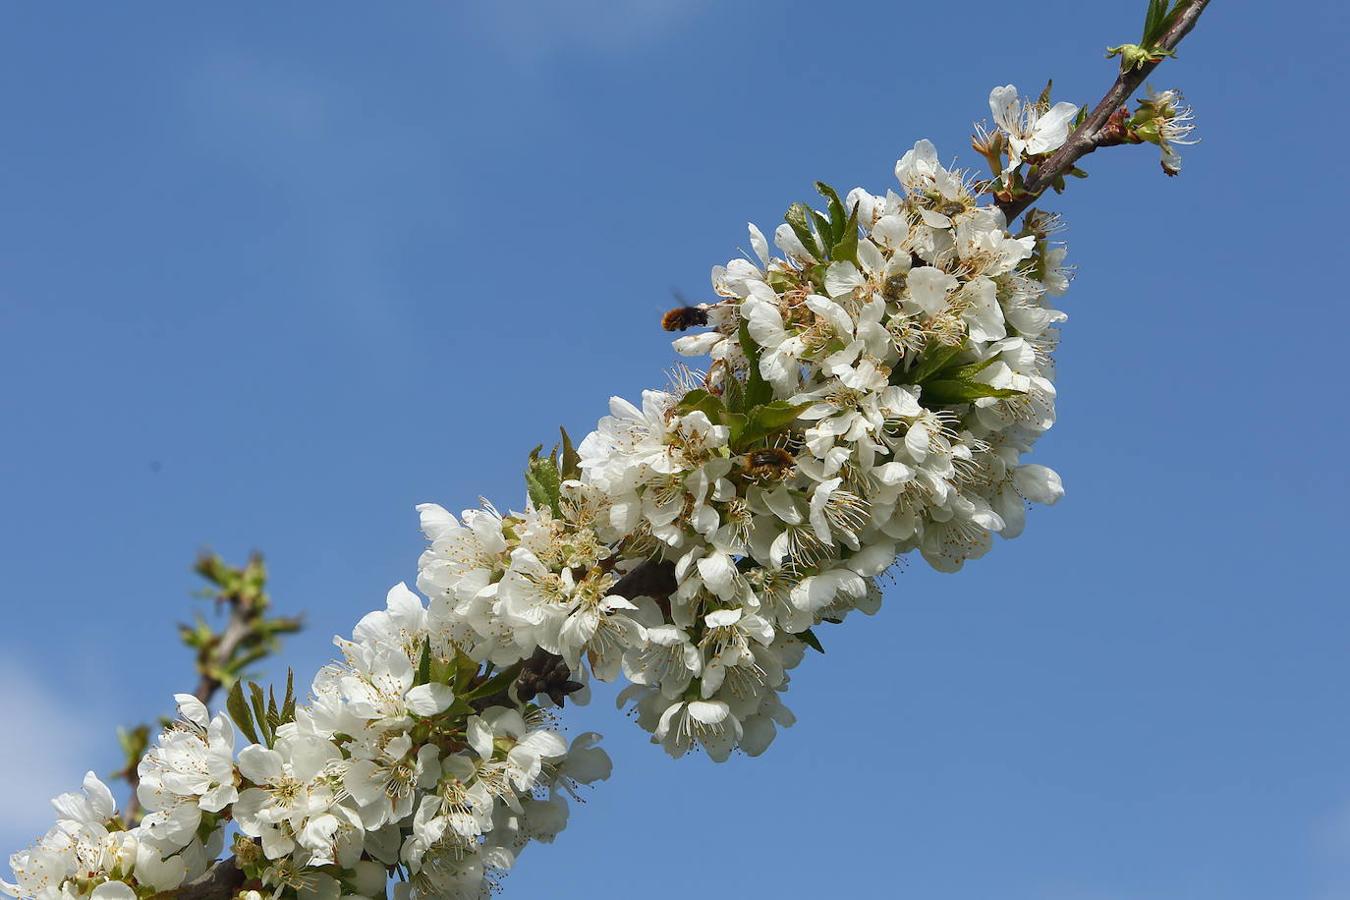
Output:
left=814, top=182, right=848, bottom=245
left=558, top=427, right=582, bottom=480
left=227, top=681, right=260, bottom=745
left=830, top=202, right=860, bottom=265
left=921, top=379, right=1025, bottom=406
left=453, top=649, right=480, bottom=693
left=282, top=669, right=296, bottom=723
left=1037, top=79, right=1054, bottom=109
left=809, top=208, right=834, bottom=259
left=722, top=411, right=748, bottom=448
left=738, top=319, right=774, bottom=409
left=785, top=203, right=823, bottom=259
left=735, top=401, right=810, bottom=449
left=900, top=340, right=967, bottom=386
left=721, top=373, right=746, bottom=414
left=525, top=445, right=563, bottom=516
left=798, top=628, right=825, bottom=654
left=1142, top=0, right=1163, bottom=41
left=247, top=681, right=271, bottom=746
left=417, top=637, right=432, bottom=686
left=675, top=388, right=727, bottom=424
left=942, top=354, right=1001, bottom=381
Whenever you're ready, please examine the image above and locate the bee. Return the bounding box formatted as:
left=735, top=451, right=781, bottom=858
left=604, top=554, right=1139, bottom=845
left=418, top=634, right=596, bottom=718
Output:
left=661, top=305, right=709, bottom=332
left=737, top=447, right=796, bottom=480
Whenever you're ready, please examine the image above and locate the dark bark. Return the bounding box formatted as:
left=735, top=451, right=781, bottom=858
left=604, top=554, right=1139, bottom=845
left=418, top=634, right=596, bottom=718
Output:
left=997, top=0, right=1212, bottom=222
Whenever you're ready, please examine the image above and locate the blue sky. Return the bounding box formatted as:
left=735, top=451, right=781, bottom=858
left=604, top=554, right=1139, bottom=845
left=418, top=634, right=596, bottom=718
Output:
left=1, top=2, right=1347, bottom=898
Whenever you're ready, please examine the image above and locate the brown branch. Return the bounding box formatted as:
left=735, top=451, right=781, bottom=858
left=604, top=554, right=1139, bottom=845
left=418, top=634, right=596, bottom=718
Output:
left=193, top=603, right=254, bottom=704
left=151, top=858, right=244, bottom=900
left=116, top=12, right=1219, bottom=897
left=119, top=554, right=298, bottom=829
left=997, top=0, right=1212, bottom=222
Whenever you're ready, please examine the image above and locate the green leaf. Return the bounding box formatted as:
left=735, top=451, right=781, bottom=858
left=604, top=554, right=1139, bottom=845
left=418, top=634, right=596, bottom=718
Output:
left=814, top=182, right=847, bottom=245
left=674, top=388, right=726, bottom=424
left=558, top=427, right=581, bottom=480
left=1154, top=0, right=1186, bottom=43
left=417, top=637, right=432, bottom=686
left=899, top=340, right=966, bottom=385
left=738, top=318, right=774, bottom=408
left=735, top=401, right=810, bottom=449
left=247, top=681, right=271, bottom=745
left=798, top=628, right=825, bottom=654
left=525, top=445, right=563, bottom=516
left=467, top=662, right=523, bottom=703
left=942, top=354, right=1000, bottom=381
left=722, top=411, right=748, bottom=448
left=1142, top=0, right=1185, bottom=44
left=809, top=209, right=834, bottom=259
left=784, top=203, right=823, bottom=259
left=281, top=669, right=296, bottom=723
left=228, top=681, right=260, bottom=745
left=921, top=379, right=1025, bottom=406
left=452, top=649, right=480, bottom=693
left=721, top=373, right=746, bottom=414
left=830, top=202, right=860, bottom=265
left=1037, top=79, right=1054, bottom=108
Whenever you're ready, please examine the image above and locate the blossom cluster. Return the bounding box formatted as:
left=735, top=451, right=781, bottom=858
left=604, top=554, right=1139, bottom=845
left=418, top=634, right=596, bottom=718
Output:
left=415, top=85, right=1079, bottom=764
left=4, top=583, right=610, bottom=900
left=4, top=81, right=1152, bottom=900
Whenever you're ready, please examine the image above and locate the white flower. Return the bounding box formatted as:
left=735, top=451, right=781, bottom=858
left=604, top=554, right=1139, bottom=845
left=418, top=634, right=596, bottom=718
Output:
left=988, top=84, right=1079, bottom=172
left=743, top=281, right=808, bottom=397
left=334, top=640, right=453, bottom=727
left=653, top=699, right=742, bottom=762
left=622, top=624, right=701, bottom=697
left=136, top=702, right=237, bottom=848
left=233, top=736, right=342, bottom=859
left=343, top=733, right=441, bottom=830
left=551, top=733, right=611, bottom=800
left=471, top=709, right=567, bottom=794
left=50, top=772, right=116, bottom=828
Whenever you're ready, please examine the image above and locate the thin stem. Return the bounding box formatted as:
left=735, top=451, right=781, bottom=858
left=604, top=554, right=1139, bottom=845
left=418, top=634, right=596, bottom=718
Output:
left=997, top=0, right=1212, bottom=222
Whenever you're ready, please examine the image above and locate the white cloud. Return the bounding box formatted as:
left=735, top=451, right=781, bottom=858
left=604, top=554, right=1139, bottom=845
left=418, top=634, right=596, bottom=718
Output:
left=0, top=660, right=106, bottom=859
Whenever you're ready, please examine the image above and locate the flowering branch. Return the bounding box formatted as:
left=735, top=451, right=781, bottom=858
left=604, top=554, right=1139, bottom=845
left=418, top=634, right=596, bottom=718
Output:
left=185, top=553, right=303, bottom=706
left=995, top=0, right=1211, bottom=222
left=112, top=554, right=302, bottom=827
left=4, top=8, right=1212, bottom=899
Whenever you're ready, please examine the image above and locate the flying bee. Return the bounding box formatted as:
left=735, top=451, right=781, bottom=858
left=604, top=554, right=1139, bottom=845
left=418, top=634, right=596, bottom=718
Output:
left=661, top=305, right=709, bottom=332
left=737, top=447, right=796, bottom=480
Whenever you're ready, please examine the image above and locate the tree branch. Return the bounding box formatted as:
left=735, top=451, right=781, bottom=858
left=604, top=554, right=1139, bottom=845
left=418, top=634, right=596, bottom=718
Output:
left=150, top=558, right=680, bottom=900
left=192, top=602, right=254, bottom=704
left=152, top=858, right=244, bottom=900
left=997, top=0, right=1211, bottom=222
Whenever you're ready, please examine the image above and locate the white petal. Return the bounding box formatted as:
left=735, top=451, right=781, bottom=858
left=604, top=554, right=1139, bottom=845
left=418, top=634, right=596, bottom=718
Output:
left=406, top=683, right=455, bottom=716
left=82, top=771, right=116, bottom=821
left=823, top=261, right=865, bottom=299
left=748, top=223, right=770, bottom=268
left=91, top=883, right=137, bottom=900
left=1027, top=102, right=1079, bottom=155
left=237, top=745, right=284, bottom=785
left=174, top=694, right=210, bottom=729
left=1013, top=464, right=1065, bottom=505
left=988, top=84, right=1020, bottom=134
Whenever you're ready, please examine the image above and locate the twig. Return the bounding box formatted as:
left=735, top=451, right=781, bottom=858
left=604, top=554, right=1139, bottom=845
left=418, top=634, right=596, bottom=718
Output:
left=150, top=858, right=244, bottom=900
left=997, top=0, right=1212, bottom=222
left=192, top=599, right=256, bottom=705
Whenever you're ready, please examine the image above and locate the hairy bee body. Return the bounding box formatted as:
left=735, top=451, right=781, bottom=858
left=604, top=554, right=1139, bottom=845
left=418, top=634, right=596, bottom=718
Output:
left=661, top=305, right=709, bottom=332
left=738, top=447, right=796, bottom=480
